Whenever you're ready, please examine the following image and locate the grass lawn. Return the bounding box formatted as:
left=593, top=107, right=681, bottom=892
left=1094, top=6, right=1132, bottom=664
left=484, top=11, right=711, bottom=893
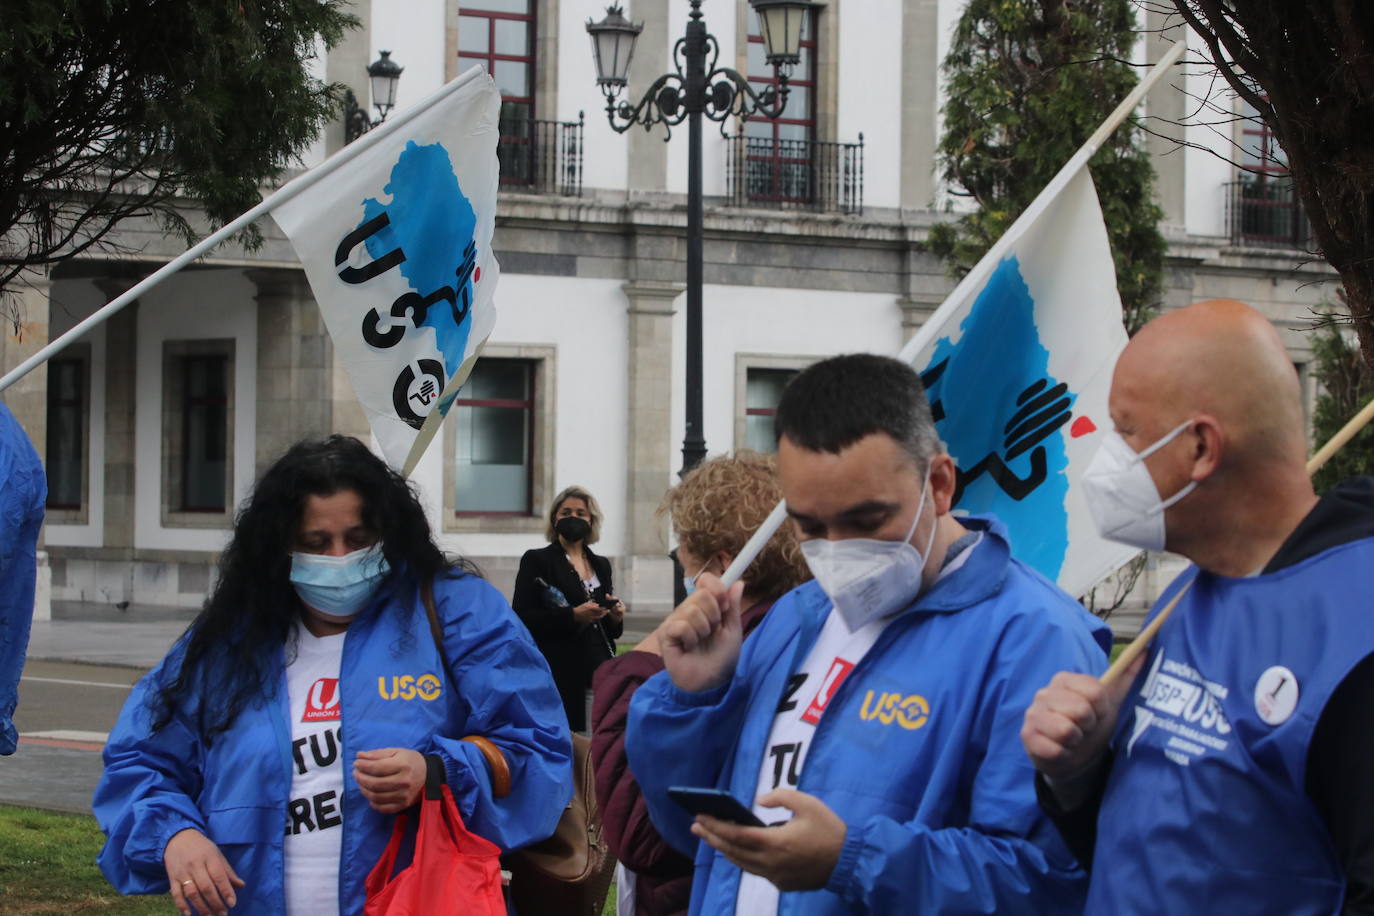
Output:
left=0, top=805, right=168, bottom=914
left=0, top=804, right=618, bottom=915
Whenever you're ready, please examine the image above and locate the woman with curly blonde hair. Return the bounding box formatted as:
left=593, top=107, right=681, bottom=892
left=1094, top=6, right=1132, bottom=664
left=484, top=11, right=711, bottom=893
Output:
left=589, top=451, right=809, bottom=916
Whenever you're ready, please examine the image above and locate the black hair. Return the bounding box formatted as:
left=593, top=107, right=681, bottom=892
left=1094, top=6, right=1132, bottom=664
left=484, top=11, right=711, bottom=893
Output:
left=774, top=353, right=939, bottom=465
left=150, top=435, right=472, bottom=742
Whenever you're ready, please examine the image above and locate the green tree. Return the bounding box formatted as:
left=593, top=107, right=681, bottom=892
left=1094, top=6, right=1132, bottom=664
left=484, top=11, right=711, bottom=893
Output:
left=929, top=0, right=1166, bottom=334
left=0, top=0, right=358, bottom=297
left=1311, top=318, right=1374, bottom=493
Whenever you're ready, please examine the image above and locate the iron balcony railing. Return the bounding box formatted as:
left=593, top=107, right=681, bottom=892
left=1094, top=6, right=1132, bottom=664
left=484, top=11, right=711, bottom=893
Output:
left=726, top=134, right=864, bottom=215
left=1225, top=178, right=1310, bottom=249
left=498, top=113, right=584, bottom=197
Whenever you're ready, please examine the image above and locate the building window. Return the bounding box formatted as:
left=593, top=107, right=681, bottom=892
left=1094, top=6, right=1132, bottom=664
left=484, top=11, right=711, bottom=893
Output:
left=46, top=352, right=88, bottom=512
left=742, top=10, right=818, bottom=203
left=458, top=1, right=537, bottom=183
left=181, top=355, right=229, bottom=511
left=743, top=367, right=800, bottom=454
left=1229, top=98, right=1307, bottom=248
left=162, top=339, right=235, bottom=526
left=1240, top=100, right=1288, bottom=179
left=453, top=358, right=535, bottom=515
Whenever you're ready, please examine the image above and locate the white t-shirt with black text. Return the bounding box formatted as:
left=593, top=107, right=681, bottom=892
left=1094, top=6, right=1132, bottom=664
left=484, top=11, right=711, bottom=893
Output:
left=733, top=609, right=885, bottom=914
left=284, top=627, right=346, bottom=916
left=733, top=533, right=984, bottom=914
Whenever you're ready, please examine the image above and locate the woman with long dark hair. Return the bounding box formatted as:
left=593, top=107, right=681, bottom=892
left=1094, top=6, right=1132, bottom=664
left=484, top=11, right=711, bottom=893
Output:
left=95, top=436, right=570, bottom=916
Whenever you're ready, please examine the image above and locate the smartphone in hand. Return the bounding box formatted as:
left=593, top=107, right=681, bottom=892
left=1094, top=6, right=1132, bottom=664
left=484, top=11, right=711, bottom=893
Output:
left=668, top=786, right=766, bottom=828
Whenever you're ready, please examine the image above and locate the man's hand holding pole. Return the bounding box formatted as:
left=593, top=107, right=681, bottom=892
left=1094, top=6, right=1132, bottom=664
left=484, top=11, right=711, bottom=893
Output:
left=1021, top=654, right=1145, bottom=807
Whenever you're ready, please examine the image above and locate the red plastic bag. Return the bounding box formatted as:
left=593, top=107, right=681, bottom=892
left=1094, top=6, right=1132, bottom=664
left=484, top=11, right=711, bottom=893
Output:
left=364, top=756, right=506, bottom=916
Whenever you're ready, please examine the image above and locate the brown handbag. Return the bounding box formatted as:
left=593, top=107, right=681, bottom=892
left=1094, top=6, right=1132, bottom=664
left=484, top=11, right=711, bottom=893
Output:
left=421, top=580, right=617, bottom=916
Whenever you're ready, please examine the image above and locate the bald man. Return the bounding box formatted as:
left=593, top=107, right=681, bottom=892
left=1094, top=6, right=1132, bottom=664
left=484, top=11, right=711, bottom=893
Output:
left=1021, top=299, right=1374, bottom=915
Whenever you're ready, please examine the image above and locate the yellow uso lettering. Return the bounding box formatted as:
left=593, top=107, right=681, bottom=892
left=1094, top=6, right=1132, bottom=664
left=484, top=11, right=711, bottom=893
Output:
left=415, top=674, right=442, bottom=701
left=377, top=674, right=444, bottom=702
left=859, top=690, right=931, bottom=730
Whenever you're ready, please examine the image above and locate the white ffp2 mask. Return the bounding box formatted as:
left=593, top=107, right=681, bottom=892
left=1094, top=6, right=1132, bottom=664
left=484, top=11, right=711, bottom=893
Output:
left=801, top=473, right=937, bottom=631
left=1081, top=419, right=1198, bottom=552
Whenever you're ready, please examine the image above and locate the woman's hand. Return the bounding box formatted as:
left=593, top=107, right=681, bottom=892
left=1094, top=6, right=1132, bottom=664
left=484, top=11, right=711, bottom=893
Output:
left=605, top=595, right=626, bottom=622
left=164, top=828, right=244, bottom=916
left=354, top=748, right=427, bottom=813
left=573, top=600, right=607, bottom=624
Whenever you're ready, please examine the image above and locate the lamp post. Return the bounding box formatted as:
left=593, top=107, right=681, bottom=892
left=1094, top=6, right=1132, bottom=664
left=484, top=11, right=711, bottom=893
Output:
left=344, top=50, right=404, bottom=144
left=586, top=0, right=816, bottom=476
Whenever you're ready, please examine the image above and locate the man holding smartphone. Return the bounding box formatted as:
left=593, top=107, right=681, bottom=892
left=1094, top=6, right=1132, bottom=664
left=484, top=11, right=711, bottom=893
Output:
left=626, top=354, right=1111, bottom=914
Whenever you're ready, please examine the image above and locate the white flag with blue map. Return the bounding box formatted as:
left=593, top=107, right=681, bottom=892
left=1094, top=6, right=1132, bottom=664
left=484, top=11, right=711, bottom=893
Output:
left=913, top=170, right=1136, bottom=597
left=273, top=70, right=501, bottom=472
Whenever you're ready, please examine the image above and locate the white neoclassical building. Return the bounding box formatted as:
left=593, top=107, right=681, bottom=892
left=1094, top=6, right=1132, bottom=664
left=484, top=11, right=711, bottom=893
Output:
left=1, top=0, right=1334, bottom=623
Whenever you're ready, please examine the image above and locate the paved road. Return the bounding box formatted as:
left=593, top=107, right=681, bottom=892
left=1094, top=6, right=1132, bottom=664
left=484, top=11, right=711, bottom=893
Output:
left=2, top=660, right=144, bottom=814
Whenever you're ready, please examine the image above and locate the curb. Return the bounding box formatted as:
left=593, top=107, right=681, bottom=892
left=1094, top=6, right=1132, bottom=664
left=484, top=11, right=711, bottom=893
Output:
left=0, top=798, right=95, bottom=817
left=27, top=656, right=152, bottom=673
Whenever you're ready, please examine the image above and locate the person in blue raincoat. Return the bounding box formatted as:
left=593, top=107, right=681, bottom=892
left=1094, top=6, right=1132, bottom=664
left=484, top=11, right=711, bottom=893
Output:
left=626, top=354, right=1111, bottom=915
left=0, top=402, right=45, bottom=757
left=95, top=435, right=571, bottom=916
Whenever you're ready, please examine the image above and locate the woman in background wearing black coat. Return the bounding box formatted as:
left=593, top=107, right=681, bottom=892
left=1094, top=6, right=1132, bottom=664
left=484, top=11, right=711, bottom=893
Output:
left=512, top=485, right=624, bottom=732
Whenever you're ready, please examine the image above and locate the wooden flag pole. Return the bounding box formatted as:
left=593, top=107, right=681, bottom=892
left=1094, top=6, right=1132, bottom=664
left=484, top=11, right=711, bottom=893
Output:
left=1307, top=394, right=1374, bottom=476
left=1099, top=579, right=1192, bottom=686
left=1101, top=392, right=1374, bottom=685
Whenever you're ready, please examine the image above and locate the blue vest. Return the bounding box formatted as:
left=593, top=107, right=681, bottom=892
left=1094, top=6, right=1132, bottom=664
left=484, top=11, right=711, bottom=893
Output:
left=1087, top=538, right=1374, bottom=915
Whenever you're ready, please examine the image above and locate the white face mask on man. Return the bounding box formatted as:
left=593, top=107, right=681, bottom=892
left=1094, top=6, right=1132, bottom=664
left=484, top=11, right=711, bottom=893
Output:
left=800, top=470, right=937, bottom=631
left=1081, top=419, right=1198, bottom=552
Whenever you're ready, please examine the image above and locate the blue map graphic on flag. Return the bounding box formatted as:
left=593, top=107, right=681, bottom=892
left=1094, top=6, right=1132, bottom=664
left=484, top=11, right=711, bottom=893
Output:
left=359, top=141, right=478, bottom=377
left=922, top=257, right=1075, bottom=580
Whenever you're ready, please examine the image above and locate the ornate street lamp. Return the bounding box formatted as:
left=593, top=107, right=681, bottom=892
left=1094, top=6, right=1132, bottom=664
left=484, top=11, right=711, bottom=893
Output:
left=586, top=0, right=819, bottom=474
left=345, top=51, right=405, bottom=144
left=751, top=0, right=813, bottom=68
left=586, top=5, right=642, bottom=90
left=367, top=50, right=404, bottom=119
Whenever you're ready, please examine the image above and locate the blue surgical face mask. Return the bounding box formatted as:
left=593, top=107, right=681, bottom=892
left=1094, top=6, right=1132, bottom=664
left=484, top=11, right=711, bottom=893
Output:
left=682, top=558, right=717, bottom=597
left=290, top=544, right=391, bottom=618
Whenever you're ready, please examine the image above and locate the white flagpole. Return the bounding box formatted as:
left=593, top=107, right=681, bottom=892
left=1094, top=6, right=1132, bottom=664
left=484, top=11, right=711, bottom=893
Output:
left=716, top=39, right=1187, bottom=591
left=0, top=65, right=491, bottom=396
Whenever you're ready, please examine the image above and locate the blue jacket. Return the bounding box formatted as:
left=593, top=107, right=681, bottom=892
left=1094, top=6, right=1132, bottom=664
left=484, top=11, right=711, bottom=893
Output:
left=0, top=403, right=45, bottom=756
left=1089, top=537, right=1374, bottom=915
left=95, top=570, right=572, bottom=915
left=627, top=517, right=1110, bottom=915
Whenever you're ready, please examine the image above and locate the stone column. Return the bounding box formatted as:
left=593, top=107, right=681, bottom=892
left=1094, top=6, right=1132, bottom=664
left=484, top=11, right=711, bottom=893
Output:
left=627, top=0, right=672, bottom=193
left=249, top=269, right=333, bottom=474
left=620, top=280, right=682, bottom=617
left=899, top=237, right=954, bottom=344
left=1, top=269, right=52, bottom=620
left=93, top=277, right=141, bottom=559
left=1146, top=6, right=1188, bottom=230
left=0, top=268, right=51, bottom=452
left=325, top=0, right=373, bottom=156
left=900, top=0, right=941, bottom=211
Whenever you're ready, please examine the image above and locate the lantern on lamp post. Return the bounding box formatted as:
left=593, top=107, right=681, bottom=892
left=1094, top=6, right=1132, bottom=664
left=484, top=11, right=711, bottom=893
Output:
left=585, top=0, right=819, bottom=476
left=344, top=50, right=405, bottom=144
